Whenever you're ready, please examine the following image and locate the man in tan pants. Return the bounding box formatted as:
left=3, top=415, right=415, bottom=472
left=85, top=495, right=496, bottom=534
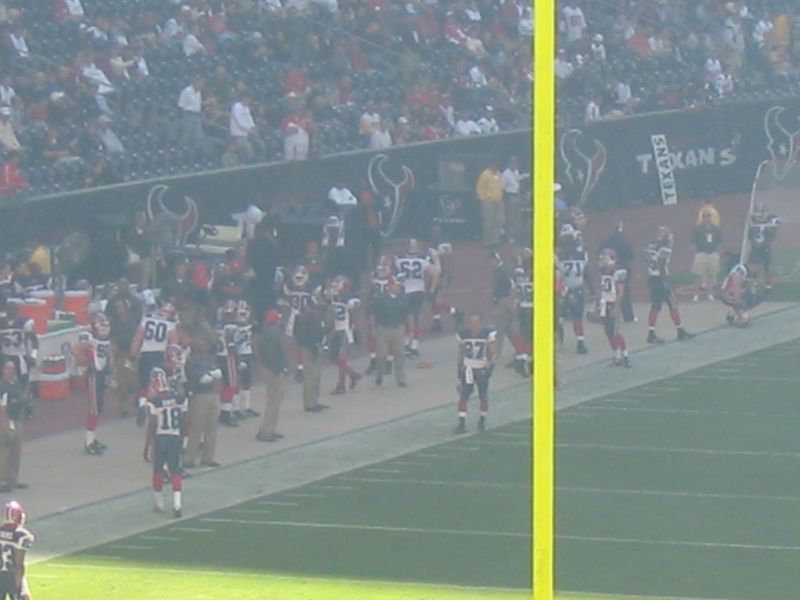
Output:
left=0, top=360, right=26, bottom=492
left=295, top=306, right=328, bottom=412
left=182, top=324, right=222, bottom=468
left=256, top=310, right=287, bottom=442
left=371, top=279, right=409, bottom=387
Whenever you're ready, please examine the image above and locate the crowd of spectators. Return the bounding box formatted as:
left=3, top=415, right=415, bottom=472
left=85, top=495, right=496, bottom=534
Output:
left=0, top=0, right=532, bottom=199
left=558, top=0, right=800, bottom=126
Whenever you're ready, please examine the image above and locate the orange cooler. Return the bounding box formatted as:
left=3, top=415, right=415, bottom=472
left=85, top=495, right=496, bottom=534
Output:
left=63, top=291, right=91, bottom=325
left=12, top=299, right=48, bottom=335
left=30, top=290, right=55, bottom=318
left=38, top=355, right=70, bottom=400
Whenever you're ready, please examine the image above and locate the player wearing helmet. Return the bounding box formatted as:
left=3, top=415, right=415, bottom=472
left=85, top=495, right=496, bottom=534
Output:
left=557, top=229, right=592, bottom=354
left=365, top=256, right=396, bottom=376
left=394, top=239, right=428, bottom=358
left=282, top=265, right=316, bottom=383
left=510, top=266, right=533, bottom=377
left=144, top=368, right=188, bottom=518
left=324, top=275, right=362, bottom=395
left=72, top=313, right=112, bottom=455
left=425, top=231, right=461, bottom=334
left=721, top=255, right=765, bottom=327
left=747, top=202, right=779, bottom=289
left=0, top=302, right=39, bottom=413
left=234, top=300, right=260, bottom=418
left=454, top=312, right=498, bottom=434
left=215, top=300, right=240, bottom=427
left=0, top=500, right=33, bottom=600
left=598, top=248, right=631, bottom=367
left=130, top=302, right=178, bottom=427
left=163, top=344, right=186, bottom=396
left=645, top=226, right=693, bottom=344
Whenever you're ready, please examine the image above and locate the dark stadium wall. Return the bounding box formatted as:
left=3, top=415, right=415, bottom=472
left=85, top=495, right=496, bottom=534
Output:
left=0, top=130, right=532, bottom=277
left=557, top=96, right=800, bottom=212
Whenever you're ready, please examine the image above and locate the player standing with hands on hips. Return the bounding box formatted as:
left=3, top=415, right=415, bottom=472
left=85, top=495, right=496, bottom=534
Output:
left=454, top=313, right=497, bottom=434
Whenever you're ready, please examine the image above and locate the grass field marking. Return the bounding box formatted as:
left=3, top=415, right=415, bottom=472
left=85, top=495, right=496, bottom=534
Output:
left=106, top=545, right=153, bottom=551
left=339, top=476, right=529, bottom=489
left=229, top=509, right=273, bottom=515
left=199, top=517, right=532, bottom=539
left=558, top=442, right=800, bottom=459
left=280, top=493, right=327, bottom=498
left=557, top=534, right=800, bottom=552
left=137, top=535, right=182, bottom=542
left=363, top=468, right=405, bottom=474
left=42, top=561, right=529, bottom=594
left=557, top=486, right=800, bottom=503
left=487, top=432, right=531, bottom=439
left=682, top=373, right=800, bottom=383
left=168, top=527, right=212, bottom=533
left=437, top=446, right=481, bottom=452
left=253, top=500, right=299, bottom=506
left=558, top=590, right=731, bottom=600
left=583, top=405, right=800, bottom=420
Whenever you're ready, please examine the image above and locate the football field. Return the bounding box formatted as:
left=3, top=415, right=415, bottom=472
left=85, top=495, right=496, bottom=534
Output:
left=557, top=336, right=800, bottom=600
left=29, top=420, right=534, bottom=600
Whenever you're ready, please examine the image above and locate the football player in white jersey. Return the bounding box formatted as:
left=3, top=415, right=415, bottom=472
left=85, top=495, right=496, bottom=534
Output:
left=721, top=255, right=764, bottom=327
left=234, top=300, right=260, bottom=418
left=454, top=312, right=498, bottom=434
left=325, top=275, right=362, bottom=395
left=72, top=313, right=112, bottom=455
left=215, top=300, right=240, bottom=427
left=424, top=233, right=462, bottom=333
left=557, top=229, right=592, bottom=354
left=597, top=248, right=631, bottom=367
left=130, top=303, right=178, bottom=426
left=394, top=239, right=428, bottom=357
left=645, top=226, right=693, bottom=344
left=0, top=303, right=38, bottom=407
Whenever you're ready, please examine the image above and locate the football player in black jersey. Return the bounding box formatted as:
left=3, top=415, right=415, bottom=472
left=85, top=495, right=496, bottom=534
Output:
left=0, top=501, right=32, bottom=600
left=645, top=226, right=693, bottom=344
left=0, top=303, right=38, bottom=411
left=454, top=313, right=498, bottom=433
left=747, top=202, right=779, bottom=289
left=144, top=368, right=188, bottom=518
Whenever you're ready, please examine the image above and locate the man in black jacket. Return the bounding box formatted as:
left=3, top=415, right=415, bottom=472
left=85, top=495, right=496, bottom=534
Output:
left=256, top=310, right=287, bottom=442
left=295, top=305, right=329, bottom=412
left=182, top=325, right=222, bottom=468
left=0, top=360, right=27, bottom=492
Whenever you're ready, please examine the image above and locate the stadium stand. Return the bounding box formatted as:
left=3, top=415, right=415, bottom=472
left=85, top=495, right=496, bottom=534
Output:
left=0, top=0, right=533, bottom=199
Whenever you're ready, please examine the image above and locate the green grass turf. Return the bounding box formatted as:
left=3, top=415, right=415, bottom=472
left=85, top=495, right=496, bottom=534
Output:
left=556, top=337, right=800, bottom=600
left=30, top=421, right=533, bottom=599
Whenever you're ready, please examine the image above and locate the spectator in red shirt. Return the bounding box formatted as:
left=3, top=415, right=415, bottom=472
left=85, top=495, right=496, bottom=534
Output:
left=0, top=151, right=26, bottom=196
left=284, top=64, right=310, bottom=96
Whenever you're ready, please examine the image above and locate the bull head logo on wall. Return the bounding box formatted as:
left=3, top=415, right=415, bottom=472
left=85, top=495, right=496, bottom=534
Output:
left=367, top=154, right=415, bottom=239
left=559, top=128, right=607, bottom=207
left=146, top=184, right=199, bottom=247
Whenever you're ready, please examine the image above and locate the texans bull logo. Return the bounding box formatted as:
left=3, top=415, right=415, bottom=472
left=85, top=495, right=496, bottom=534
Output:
left=146, top=184, right=199, bottom=246
left=764, top=106, right=800, bottom=180
left=367, top=154, right=415, bottom=238
left=559, top=128, right=607, bottom=207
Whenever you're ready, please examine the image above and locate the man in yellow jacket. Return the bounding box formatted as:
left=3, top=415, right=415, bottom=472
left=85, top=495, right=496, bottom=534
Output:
left=476, top=162, right=504, bottom=248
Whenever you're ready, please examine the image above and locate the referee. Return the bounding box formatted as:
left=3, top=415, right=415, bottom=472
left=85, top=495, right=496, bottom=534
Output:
left=370, top=278, right=409, bottom=388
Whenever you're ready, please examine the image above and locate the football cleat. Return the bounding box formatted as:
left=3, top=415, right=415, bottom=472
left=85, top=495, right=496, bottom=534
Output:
left=477, top=417, right=486, bottom=432
left=174, top=508, right=182, bottom=519
left=576, top=341, right=588, bottom=354
left=233, top=410, right=244, bottom=421
left=622, top=356, right=632, bottom=368
left=375, top=375, right=383, bottom=386
left=330, top=384, right=346, bottom=395
left=384, top=361, right=393, bottom=375
left=85, top=443, right=103, bottom=456
left=294, top=369, right=304, bottom=383
left=453, top=422, right=467, bottom=435
left=349, top=373, right=362, bottom=390
left=677, top=329, right=694, bottom=341
left=646, top=332, right=665, bottom=345
left=93, top=440, right=108, bottom=451
left=218, top=412, right=239, bottom=427
left=244, top=408, right=261, bottom=418
left=365, top=358, right=376, bottom=375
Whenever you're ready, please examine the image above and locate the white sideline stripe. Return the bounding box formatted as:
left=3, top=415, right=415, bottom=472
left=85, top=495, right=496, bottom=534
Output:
left=580, top=405, right=800, bottom=420
left=414, top=453, right=441, bottom=458
left=254, top=500, right=299, bottom=506
left=557, top=443, right=800, bottom=458
left=339, top=476, right=529, bottom=489
left=437, top=446, right=480, bottom=452
left=200, top=517, right=530, bottom=538
left=558, top=486, right=800, bottom=503
left=311, top=485, right=354, bottom=490
left=558, top=534, right=800, bottom=552
left=363, top=468, right=404, bottom=474
left=169, top=527, right=212, bottom=533
left=488, top=432, right=530, bottom=439
left=42, top=562, right=527, bottom=593
left=229, top=509, right=272, bottom=515
left=138, top=535, right=181, bottom=542
left=558, top=590, right=730, bottom=600
left=78, top=555, right=121, bottom=561
left=280, top=493, right=327, bottom=498
left=106, top=544, right=152, bottom=551
left=390, top=461, right=430, bottom=466
left=683, top=373, right=800, bottom=383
